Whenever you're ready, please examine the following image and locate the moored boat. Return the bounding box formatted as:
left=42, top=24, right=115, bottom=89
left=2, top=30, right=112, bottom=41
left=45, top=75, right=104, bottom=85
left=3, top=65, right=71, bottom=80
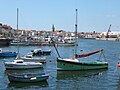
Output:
left=7, top=73, right=49, bottom=82
left=0, top=48, right=17, bottom=57
left=0, top=38, right=12, bottom=46
left=54, top=9, right=108, bottom=71
left=20, top=54, right=46, bottom=63
left=31, top=48, right=51, bottom=56
left=57, top=58, right=108, bottom=71
left=10, top=40, right=29, bottom=46
left=4, top=59, right=43, bottom=70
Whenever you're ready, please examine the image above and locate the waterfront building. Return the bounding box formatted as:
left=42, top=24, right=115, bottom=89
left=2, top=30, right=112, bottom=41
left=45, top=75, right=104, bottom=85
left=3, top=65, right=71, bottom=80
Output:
left=100, top=31, right=120, bottom=38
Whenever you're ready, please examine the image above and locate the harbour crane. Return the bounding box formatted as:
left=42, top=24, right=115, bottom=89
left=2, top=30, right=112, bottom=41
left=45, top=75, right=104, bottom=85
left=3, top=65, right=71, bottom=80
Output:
left=106, top=24, right=111, bottom=38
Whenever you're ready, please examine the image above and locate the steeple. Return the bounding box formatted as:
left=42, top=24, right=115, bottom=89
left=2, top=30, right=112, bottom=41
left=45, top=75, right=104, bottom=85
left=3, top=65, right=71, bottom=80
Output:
left=52, top=24, right=55, bottom=32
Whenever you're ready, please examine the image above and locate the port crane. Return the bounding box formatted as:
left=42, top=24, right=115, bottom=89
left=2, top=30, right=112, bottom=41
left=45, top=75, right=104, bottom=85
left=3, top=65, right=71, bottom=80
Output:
left=106, top=24, right=111, bottom=38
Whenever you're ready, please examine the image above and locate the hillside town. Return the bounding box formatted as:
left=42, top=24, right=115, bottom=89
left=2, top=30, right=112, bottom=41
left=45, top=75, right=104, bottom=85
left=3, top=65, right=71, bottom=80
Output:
left=0, top=23, right=120, bottom=46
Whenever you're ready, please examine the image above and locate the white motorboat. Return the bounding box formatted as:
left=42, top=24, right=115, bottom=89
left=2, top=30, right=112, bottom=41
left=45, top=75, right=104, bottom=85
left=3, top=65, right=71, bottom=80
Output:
left=20, top=54, right=46, bottom=63
left=4, top=59, right=43, bottom=70
left=31, top=48, right=51, bottom=56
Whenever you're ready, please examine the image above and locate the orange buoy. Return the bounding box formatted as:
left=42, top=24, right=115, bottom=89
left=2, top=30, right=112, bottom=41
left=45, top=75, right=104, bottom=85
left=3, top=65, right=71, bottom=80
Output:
left=118, top=63, right=120, bottom=67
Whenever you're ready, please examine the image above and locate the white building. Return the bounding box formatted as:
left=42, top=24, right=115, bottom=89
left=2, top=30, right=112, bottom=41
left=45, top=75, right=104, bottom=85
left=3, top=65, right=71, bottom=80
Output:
left=100, top=31, right=120, bottom=38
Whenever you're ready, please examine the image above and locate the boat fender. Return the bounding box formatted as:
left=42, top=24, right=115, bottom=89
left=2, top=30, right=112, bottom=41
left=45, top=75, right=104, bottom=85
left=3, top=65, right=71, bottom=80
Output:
left=30, top=77, right=37, bottom=80
left=41, top=43, right=45, bottom=46
left=24, top=75, right=28, bottom=78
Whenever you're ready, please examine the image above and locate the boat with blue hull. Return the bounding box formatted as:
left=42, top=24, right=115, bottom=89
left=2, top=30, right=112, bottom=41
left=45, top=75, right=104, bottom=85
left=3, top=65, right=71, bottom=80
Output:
left=0, top=48, right=17, bottom=57
left=7, top=73, right=49, bottom=82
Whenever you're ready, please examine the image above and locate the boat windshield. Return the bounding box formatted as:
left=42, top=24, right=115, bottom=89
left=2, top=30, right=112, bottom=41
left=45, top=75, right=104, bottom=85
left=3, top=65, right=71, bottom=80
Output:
left=14, top=60, right=24, bottom=63
left=26, top=55, right=32, bottom=58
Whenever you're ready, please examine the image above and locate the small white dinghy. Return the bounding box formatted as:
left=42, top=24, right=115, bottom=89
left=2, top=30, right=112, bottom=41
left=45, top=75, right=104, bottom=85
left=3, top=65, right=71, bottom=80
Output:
left=4, top=59, right=43, bottom=70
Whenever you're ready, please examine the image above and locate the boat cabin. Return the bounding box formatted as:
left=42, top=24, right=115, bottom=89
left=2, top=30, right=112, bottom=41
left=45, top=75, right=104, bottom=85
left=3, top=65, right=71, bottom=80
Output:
left=14, top=60, right=24, bottom=63
left=0, top=48, right=2, bottom=52
left=25, top=54, right=33, bottom=58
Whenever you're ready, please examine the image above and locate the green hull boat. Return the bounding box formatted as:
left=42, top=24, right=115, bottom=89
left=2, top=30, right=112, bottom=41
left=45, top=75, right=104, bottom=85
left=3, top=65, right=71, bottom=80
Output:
left=53, top=9, right=108, bottom=71
left=57, top=58, right=108, bottom=71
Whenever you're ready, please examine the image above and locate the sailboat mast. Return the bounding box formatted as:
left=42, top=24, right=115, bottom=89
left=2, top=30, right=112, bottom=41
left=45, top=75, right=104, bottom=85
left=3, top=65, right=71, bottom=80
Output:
left=74, top=9, right=78, bottom=56
left=17, top=8, right=19, bottom=55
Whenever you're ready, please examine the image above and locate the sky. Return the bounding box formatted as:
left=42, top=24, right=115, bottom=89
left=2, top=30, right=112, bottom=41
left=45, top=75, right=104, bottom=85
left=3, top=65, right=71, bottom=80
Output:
left=0, top=0, right=120, bottom=32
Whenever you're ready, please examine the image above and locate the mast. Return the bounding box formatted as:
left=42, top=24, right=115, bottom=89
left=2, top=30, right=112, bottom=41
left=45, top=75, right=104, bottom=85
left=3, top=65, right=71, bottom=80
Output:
left=17, top=8, right=20, bottom=57
left=51, top=38, right=61, bottom=58
left=74, top=9, right=78, bottom=56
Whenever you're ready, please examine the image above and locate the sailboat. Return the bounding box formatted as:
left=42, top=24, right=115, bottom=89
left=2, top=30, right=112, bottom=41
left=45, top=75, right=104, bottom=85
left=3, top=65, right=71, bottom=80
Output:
left=4, top=8, right=43, bottom=70
left=56, top=9, right=108, bottom=71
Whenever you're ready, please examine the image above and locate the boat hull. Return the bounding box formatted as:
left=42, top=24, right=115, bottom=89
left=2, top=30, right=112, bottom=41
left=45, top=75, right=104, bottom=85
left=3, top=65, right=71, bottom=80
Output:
left=0, top=38, right=12, bottom=46
left=32, top=49, right=51, bottom=56
left=20, top=57, right=46, bottom=63
left=57, top=58, right=108, bottom=71
left=0, top=52, right=17, bottom=57
left=8, top=73, right=49, bottom=82
left=56, top=43, right=75, bottom=46
left=33, top=51, right=51, bottom=56
left=5, top=63, right=43, bottom=70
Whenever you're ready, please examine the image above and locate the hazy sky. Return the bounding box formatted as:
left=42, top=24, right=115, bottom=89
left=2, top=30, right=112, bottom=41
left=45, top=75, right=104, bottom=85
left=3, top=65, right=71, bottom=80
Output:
left=0, top=0, right=120, bottom=32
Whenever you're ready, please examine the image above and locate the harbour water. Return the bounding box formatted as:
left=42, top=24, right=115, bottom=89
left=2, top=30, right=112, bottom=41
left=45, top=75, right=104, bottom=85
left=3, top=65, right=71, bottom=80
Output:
left=0, top=39, right=120, bottom=90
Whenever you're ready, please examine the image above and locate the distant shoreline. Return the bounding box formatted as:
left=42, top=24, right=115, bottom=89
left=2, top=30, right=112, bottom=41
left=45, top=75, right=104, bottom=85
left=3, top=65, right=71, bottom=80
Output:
left=96, top=38, right=120, bottom=41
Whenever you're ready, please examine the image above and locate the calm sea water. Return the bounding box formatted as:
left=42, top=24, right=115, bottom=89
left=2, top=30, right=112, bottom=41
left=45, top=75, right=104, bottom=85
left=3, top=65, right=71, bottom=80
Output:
left=0, top=39, right=120, bottom=90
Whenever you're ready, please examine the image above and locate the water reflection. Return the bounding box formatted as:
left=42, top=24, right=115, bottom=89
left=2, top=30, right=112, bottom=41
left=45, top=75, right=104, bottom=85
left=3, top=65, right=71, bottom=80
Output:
left=8, top=81, right=48, bottom=89
left=57, top=69, right=108, bottom=90
left=117, top=67, right=120, bottom=90
left=57, top=69, right=107, bottom=80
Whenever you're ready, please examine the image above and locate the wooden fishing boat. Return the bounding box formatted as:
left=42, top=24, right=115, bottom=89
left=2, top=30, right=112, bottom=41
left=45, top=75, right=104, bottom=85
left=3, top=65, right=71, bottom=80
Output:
left=7, top=73, right=49, bottom=82
left=4, top=59, right=43, bottom=70
left=0, top=48, right=17, bottom=57
left=57, top=57, right=108, bottom=71
left=54, top=9, right=108, bottom=71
